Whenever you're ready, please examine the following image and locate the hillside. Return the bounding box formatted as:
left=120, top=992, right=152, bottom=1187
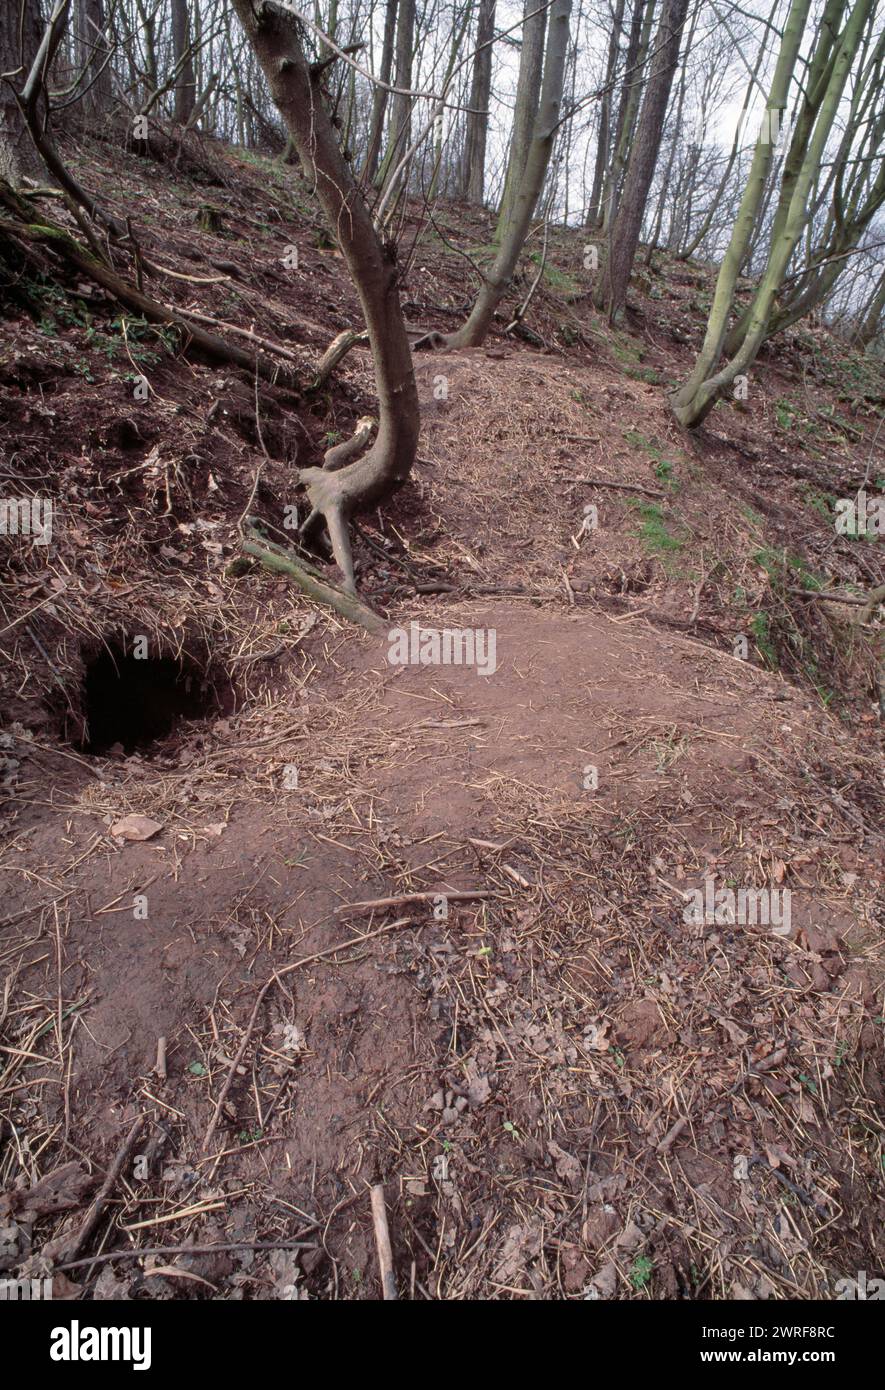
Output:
left=0, top=130, right=883, bottom=1303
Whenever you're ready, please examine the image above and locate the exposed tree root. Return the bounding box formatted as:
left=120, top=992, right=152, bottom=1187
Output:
left=311, top=327, right=370, bottom=390
left=240, top=520, right=387, bottom=634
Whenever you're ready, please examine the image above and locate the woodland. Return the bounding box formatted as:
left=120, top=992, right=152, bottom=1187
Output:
left=0, top=0, right=882, bottom=1310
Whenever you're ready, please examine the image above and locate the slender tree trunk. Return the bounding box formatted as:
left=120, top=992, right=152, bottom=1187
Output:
left=444, top=0, right=571, bottom=348
left=671, top=0, right=874, bottom=427
left=74, top=0, right=110, bottom=115
left=0, top=0, right=44, bottom=184
left=363, top=0, right=397, bottom=183
left=460, top=0, right=496, bottom=204
left=171, top=0, right=196, bottom=125
left=858, top=263, right=885, bottom=347
left=599, top=0, right=654, bottom=238
left=495, top=0, right=547, bottom=238
left=230, top=1, right=418, bottom=596
left=602, top=0, right=690, bottom=322
left=586, top=0, right=625, bottom=228
left=378, top=0, right=415, bottom=190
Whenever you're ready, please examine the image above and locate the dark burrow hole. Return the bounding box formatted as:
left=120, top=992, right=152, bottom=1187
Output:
left=79, top=646, right=221, bottom=754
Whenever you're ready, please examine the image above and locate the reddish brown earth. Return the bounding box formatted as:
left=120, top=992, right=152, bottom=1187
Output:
left=0, top=131, right=882, bottom=1300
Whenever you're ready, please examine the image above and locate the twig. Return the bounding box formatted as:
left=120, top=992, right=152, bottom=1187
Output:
left=335, top=890, right=490, bottom=915
left=61, top=1114, right=147, bottom=1262
left=370, top=1183, right=398, bottom=1300
left=571, top=477, right=666, bottom=498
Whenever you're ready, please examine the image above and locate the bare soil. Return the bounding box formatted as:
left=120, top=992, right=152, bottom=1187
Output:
left=0, top=130, right=882, bottom=1301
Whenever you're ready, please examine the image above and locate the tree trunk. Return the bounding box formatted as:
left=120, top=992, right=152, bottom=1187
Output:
left=858, top=263, right=885, bottom=347
left=599, top=0, right=654, bottom=238
left=443, top=0, right=571, bottom=348
left=171, top=0, right=196, bottom=125
left=460, top=0, right=496, bottom=204
left=231, top=0, right=419, bottom=596
left=602, top=0, right=691, bottom=322
left=74, top=0, right=111, bottom=115
left=670, top=0, right=874, bottom=427
left=363, top=0, right=397, bottom=184
left=495, top=0, right=547, bottom=237
left=585, top=0, right=626, bottom=228
left=378, top=0, right=415, bottom=191
left=0, top=0, right=44, bottom=184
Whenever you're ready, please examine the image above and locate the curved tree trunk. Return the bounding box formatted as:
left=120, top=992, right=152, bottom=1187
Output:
left=231, top=0, right=419, bottom=596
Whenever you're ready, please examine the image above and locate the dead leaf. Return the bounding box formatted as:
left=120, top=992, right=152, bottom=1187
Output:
left=110, top=814, right=164, bottom=842
left=0, top=1163, right=96, bottom=1220
left=547, top=1141, right=582, bottom=1188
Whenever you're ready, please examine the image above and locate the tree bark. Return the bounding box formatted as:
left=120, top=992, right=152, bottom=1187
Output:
left=231, top=0, right=419, bottom=596
left=598, top=0, right=653, bottom=238
left=495, top=0, right=547, bottom=237
left=377, top=0, right=415, bottom=191
left=171, top=0, right=196, bottom=125
left=74, top=0, right=111, bottom=115
left=363, top=0, right=398, bottom=184
left=602, top=0, right=690, bottom=322
left=0, top=0, right=44, bottom=184
left=585, top=0, right=626, bottom=228
left=443, top=0, right=571, bottom=348
left=460, top=0, right=496, bottom=204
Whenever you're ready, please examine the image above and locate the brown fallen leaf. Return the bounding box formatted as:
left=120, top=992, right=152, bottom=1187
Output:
left=547, top=1141, right=582, bottom=1188
left=0, top=1163, right=97, bottom=1220
left=110, top=814, right=164, bottom=842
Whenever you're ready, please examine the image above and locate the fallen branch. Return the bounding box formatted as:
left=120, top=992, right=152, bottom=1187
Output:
left=56, top=1237, right=317, bottom=1273
left=176, top=305, right=303, bottom=366
left=56, top=1114, right=147, bottom=1262
left=787, top=585, right=884, bottom=610
left=311, top=326, right=369, bottom=390
left=571, top=476, right=666, bottom=498
left=0, top=184, right=299, bottom=390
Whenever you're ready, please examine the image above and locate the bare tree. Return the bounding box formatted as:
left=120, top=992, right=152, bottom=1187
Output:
left=600, top=0, right=691, bottom=322
left=460, top=0, right=496, bottom=204
left=671, top=0, right=875, bottom=427
left=442, top=0, right=571, bottom=346
left=363, top=0, right=397, bottom=182
left=496, top=0, right=547, bottom=236
left=74, top=0, right=111, bottom=114
left=231, top=0, right=419, bottom=598
left=378, top=0, right=415, bottom=189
